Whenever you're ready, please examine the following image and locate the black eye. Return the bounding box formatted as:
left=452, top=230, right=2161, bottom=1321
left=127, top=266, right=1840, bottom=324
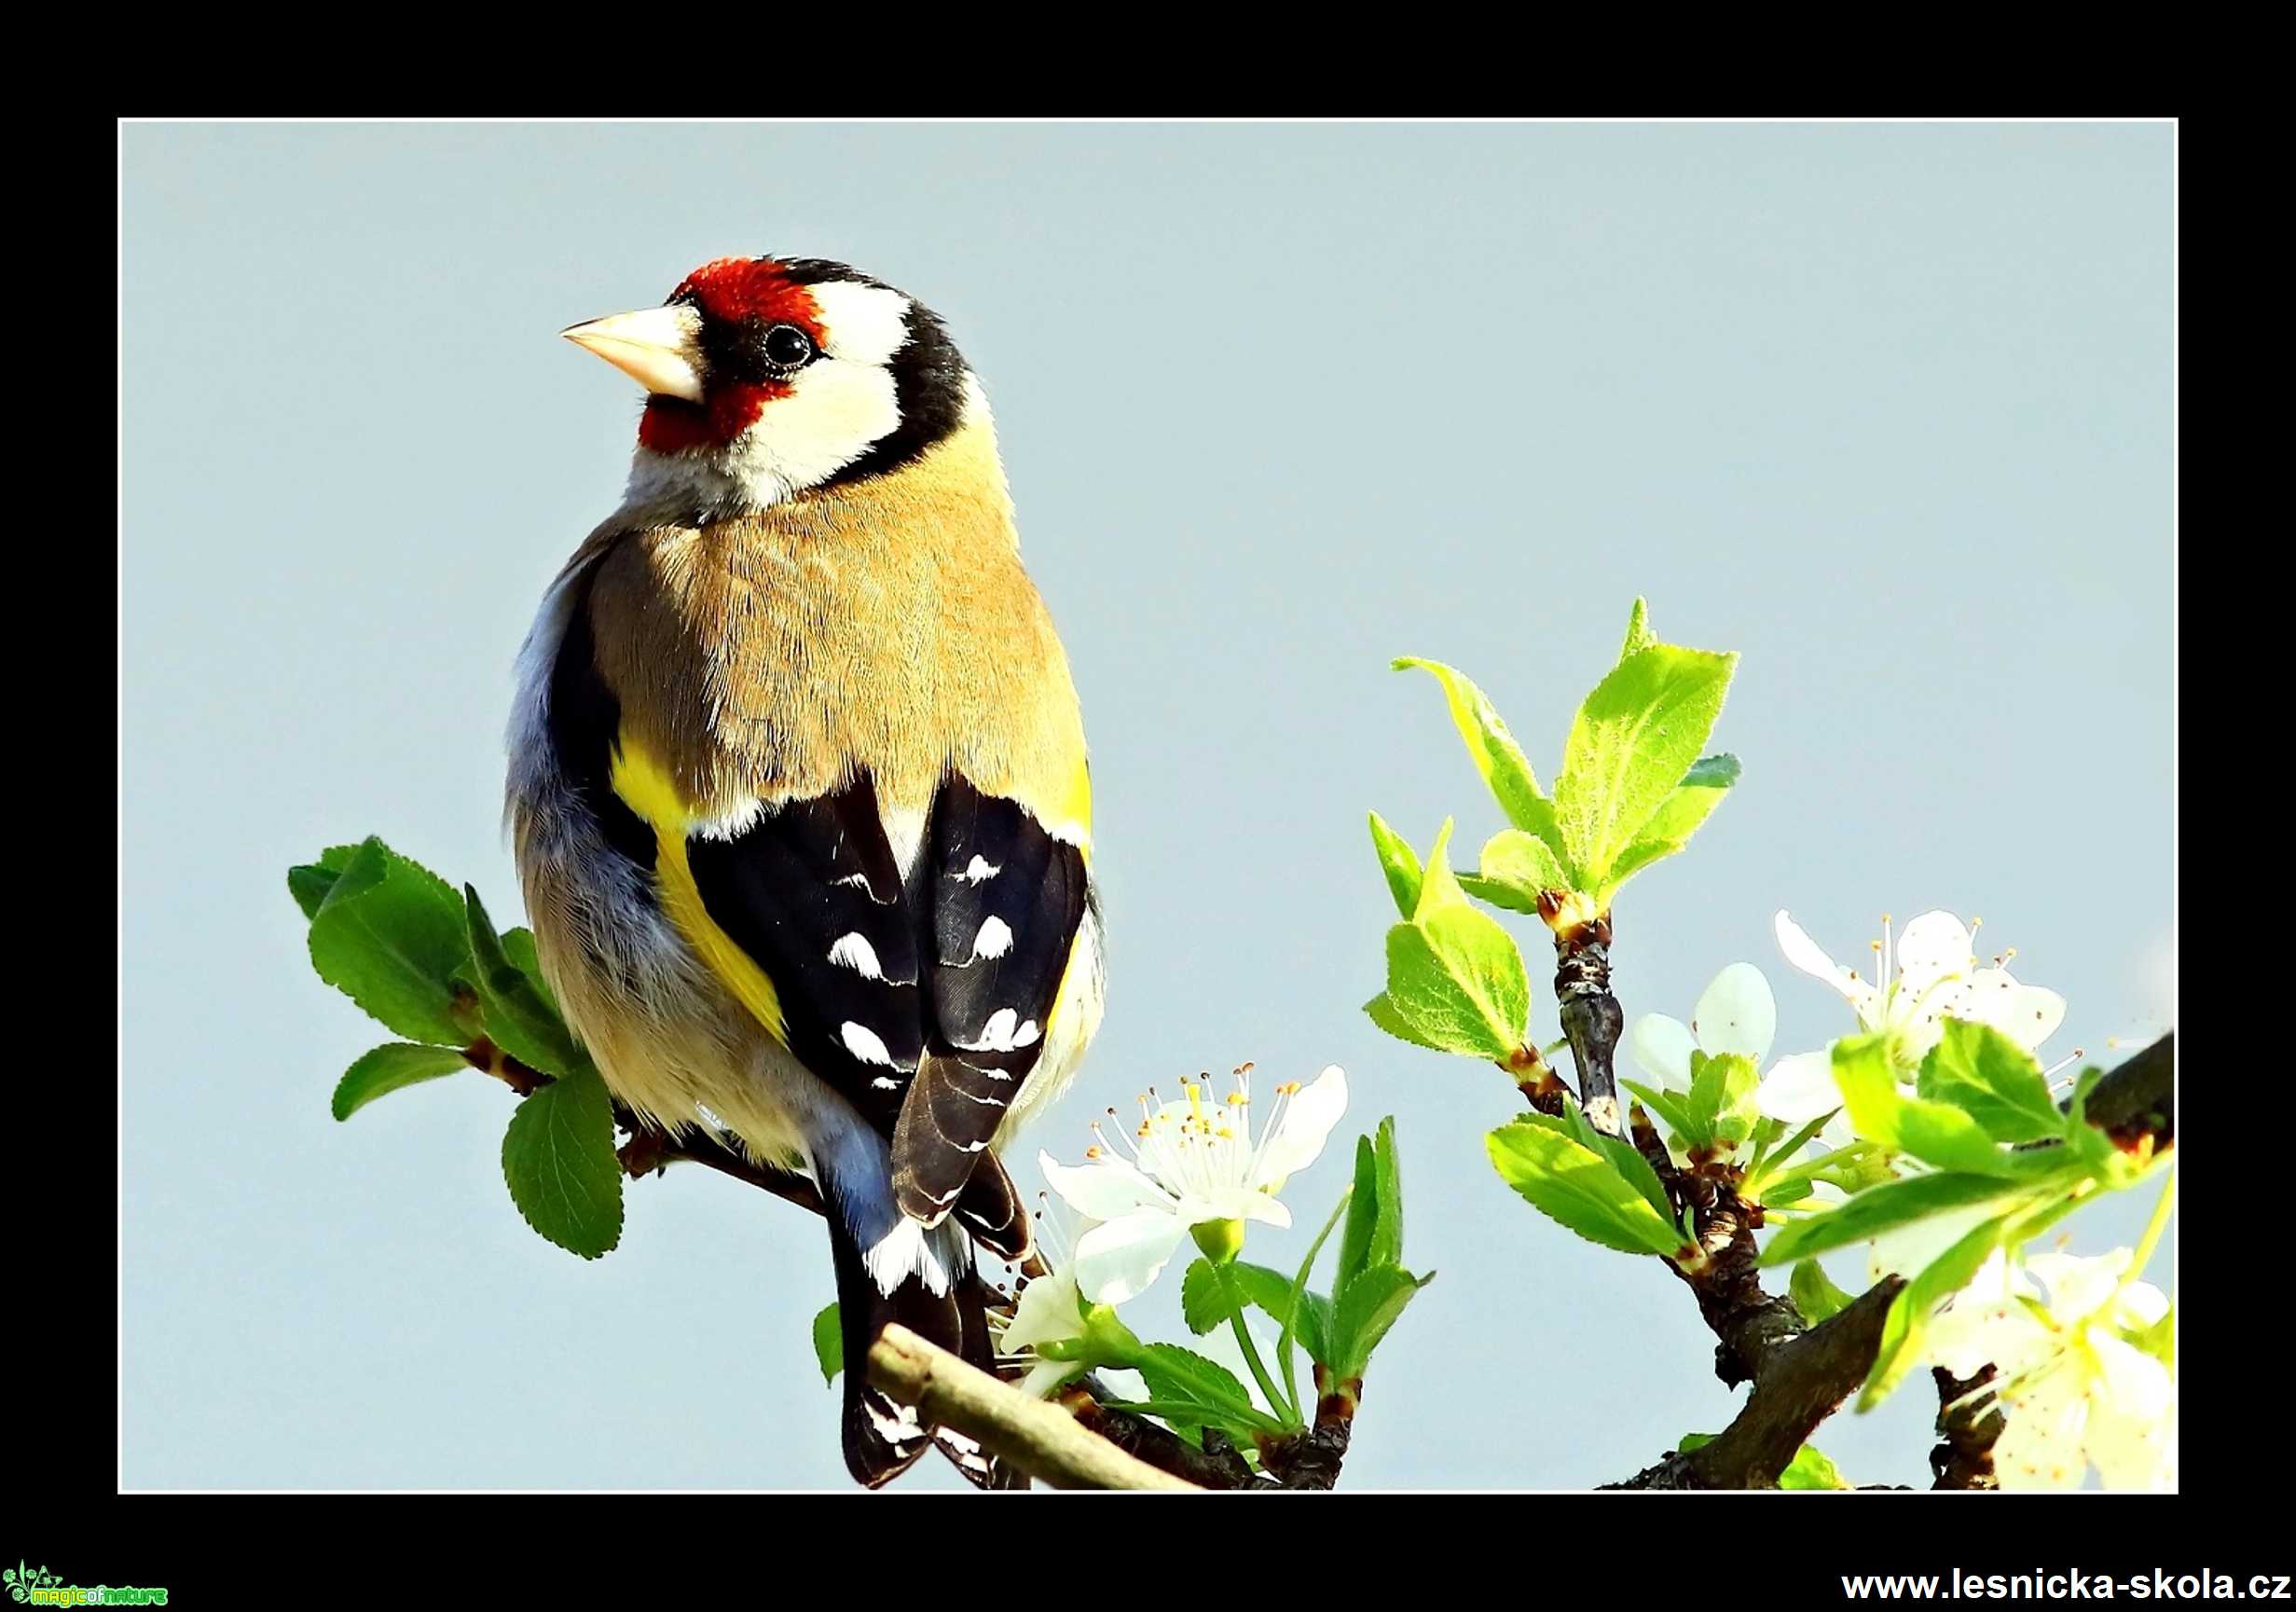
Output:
left=762, top=324, right=815, bottom=367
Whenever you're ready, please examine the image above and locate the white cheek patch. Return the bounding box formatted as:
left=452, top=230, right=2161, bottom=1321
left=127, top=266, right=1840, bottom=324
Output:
left=717, top=360, right=901, bottom=498
left=612, top=281, right=917, bottom=514
left=810, top=282, right=914, bottom=366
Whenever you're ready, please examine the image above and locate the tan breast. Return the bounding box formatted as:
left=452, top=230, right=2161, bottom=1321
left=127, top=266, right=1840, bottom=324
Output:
left=584, top=415, right=1090, bottom=830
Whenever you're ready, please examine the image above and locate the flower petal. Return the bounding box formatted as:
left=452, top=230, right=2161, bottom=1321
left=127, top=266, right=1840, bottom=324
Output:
left=1896, top=911, right=1975, bottom=1000
left=2112, top=1280, right=2171, bottom=1332
left=1993, top=1359, right=2092, bottom=1491
left=1038, top=1149, right=1171, bottom=1222
left=1959, top=968, right=2068, bottom=1051
left=1776, top=910, right=1852, bottom=994
left=1019, top=1357, right=1085, bottom=1398
left=998, top=1263, right=1084, bottom=1356
left=1628, top=1013, right=1697, bottom=1091
left=2028, top=1249, right=2130, bottom=1327
left=1755, top=1048, right=1841, bottom=1124
left=1926, top=1251, right=2048, bottom=1379
left=1073, top=1209, right=1188, bottom=1306
left=1251, top=1065, right=1349, bottom=1187
left=1776, top=910, right=1882, bottom=1026
left=2084, top=1332, right=2176, bottom=1491
left=1239, top=1191, right=1293, bottom=1230
left=1693, top=963, right=1778, bottom=1065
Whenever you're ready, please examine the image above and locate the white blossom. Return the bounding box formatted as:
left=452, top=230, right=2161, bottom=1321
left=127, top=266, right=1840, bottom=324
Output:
left=1041, top=1065, right=1349, bottom=1305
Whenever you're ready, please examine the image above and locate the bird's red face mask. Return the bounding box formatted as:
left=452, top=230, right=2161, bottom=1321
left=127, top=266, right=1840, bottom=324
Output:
left=564, top=257, right=832, bottom=453
left=561, top=255, right=968, bottom=506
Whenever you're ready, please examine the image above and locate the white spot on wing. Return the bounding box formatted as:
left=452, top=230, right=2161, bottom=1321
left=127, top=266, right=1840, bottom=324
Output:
left=842, top=1021, right=896, bottom=1067
left=973, top=916, right=1014, bottom=960
left=828, top=932, right=884, bottom=979
left=958, top=855, right=1000, bottom=884
left=956, top=1008, right=1041, bottom=1054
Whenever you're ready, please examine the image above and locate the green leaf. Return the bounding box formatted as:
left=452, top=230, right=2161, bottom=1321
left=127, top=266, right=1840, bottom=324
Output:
left=501, top=1063, right=625, bottom=1260
left=1134, top=1343, right=1272, bottom=1438
left=1918, top=1019, right=2065, bottom=1145
left=1790, top=1259, right=1854, bottom=1326
left=305, top=837, right=478, bottom=1045
left=2133, top=1302, right=2175, bottom=1369
left=1832, top=1035, right=2065, bottom=1179
left=1230, top=1261, right=1334, bottom=1364
left=1622, top=1080, right=1710, bottom=1153
left=1859, top=1207, right=2020, bottom=1411
left=1367, top=824, right=1532, bottom=1060
left=1367, top=811, right=1425, bottom=918
left=1553, top=644, right=1737, bottom=890
left=1779, top=1443, right=1850, bottom=1491
left=1332, top=1117, right=1409, bottom=1302
left=1687, top=1049, right=1762, bottom=1150
left=1337, top=1135, right=1380, bottom=1297
left=1461, top=828, right=1572, bottom=915
left=1599, top=753, right=1741, bottom=902
left=1364, top=992, right=1448, bottom=1053
left=502, top=926, right=560, bottom=1015
left=1619, top=597, right=1657, bottom=661
left=288, top=843, right=364, bottom=921
left=331, top=1042, right=468, bottom=1121
left=1560, top=1095, right=1674, bottom=1225
left=1487, top=1114, right=1686, bottom=1257
left=812, top=1302, right=843, bottom=1385
left=1758, top=1170, right=2031, bottom=1267
left=1331, top=1262, right=1434, bottom=1379
left=464, top=884, right=584, bottom=1078
left=1394, top=657, right=1569, bottom=864
left=1181, top=1258, right=1239, bottom=1336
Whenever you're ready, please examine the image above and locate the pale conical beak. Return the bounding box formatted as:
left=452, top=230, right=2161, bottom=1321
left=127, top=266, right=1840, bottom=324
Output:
left=561, top=305, right=707, bottom=402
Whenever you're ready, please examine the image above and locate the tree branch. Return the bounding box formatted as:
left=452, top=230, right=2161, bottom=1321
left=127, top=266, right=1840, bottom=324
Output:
left=1602, top=1031, right=2176, bottom=1488
left=1608, top=1274, right=1904, bottom=1489
left=866, top=1326, right=1200, bottom=1491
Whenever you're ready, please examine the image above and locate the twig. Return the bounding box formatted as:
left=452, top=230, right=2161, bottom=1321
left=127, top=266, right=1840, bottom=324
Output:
left=1931, top=1366, right=2002, bottom=1490
left=1062, top=1381, right=1272, bottom=1489
left=2075, top=1032, right=2173, bottom=1149
left=867, top=1326, right=1200, bottom=1491
left=466, top=1037, right=825, bottom=1217
left=1539, top=899, right=1623, bottom=1134
left=1258, top=1367, right=1357, bottom=1488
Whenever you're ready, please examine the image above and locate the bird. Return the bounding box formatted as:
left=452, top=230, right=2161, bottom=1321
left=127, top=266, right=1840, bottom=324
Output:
left=505, top=255, right=1104, bottom=1488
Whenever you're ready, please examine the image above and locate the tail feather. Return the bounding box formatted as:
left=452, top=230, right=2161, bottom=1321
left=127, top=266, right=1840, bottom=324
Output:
left=827, top=1205, right=959, bottom=1488
left=951, top=1149, right=1033, bottom=1264
left=826, top=1191, right=1026, bottom=1489
left=932, top=1269, right=1030, bottom=1490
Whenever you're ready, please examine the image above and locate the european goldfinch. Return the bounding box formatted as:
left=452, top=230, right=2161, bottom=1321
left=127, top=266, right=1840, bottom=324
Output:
left=506, top=255, right=1103, bottom=1488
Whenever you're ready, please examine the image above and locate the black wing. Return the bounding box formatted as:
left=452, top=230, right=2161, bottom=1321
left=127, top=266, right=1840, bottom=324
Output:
left=892, top=777, right=1089, bottom=1224
left=682, top=771, right=1087, bottom=1190
left=685, top=774, right=927, bottom=1130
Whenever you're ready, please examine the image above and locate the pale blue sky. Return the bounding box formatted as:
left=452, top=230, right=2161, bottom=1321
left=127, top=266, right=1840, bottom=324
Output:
left=121, top=121, right=2173, bottom=1490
